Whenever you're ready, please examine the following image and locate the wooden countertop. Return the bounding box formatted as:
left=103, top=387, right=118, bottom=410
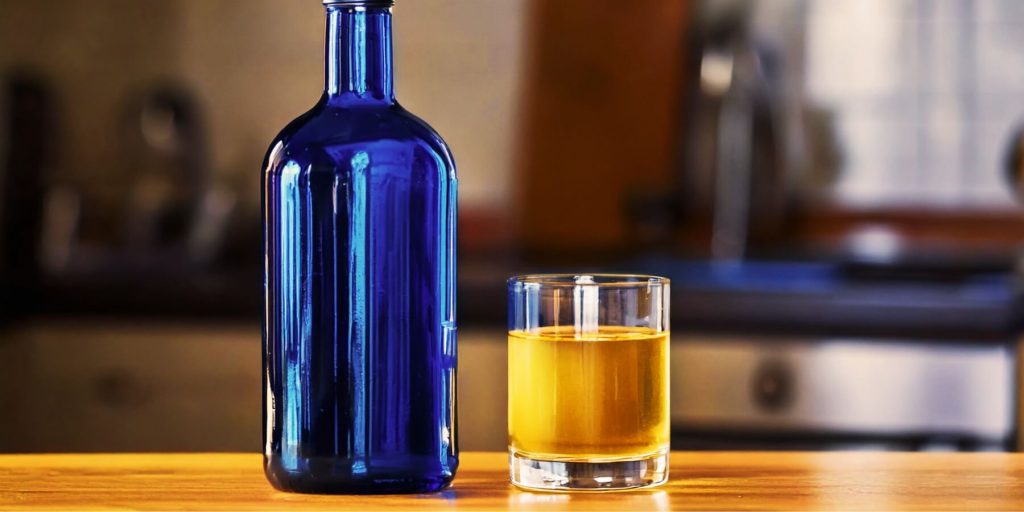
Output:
left=2, top=452, right=1023, bottom=511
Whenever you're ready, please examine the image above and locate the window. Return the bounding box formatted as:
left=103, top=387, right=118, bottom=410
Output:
left=804, top=0, right=1024, bottom=207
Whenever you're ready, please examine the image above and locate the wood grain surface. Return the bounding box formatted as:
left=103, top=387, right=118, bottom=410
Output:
left=2, top=452, right=1023, bottom=511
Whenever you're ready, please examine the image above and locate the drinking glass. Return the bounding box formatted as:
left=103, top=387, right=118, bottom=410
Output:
left=507, top=274, right=670, bottom=491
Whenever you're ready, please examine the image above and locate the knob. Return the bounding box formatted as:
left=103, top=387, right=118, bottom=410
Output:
left=94, top=368, right=148, bottom=408
left=751, top=358, right=794, bottom=413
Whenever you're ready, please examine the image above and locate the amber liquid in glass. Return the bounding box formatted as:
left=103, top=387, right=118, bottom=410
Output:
left=507, top=326, right=669, bottom=461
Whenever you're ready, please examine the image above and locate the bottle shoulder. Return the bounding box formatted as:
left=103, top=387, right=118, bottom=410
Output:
left=264, top=98, right=455, bottom=174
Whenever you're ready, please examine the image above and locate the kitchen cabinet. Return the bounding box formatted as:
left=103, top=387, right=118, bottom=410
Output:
left=0, top=322, right=508, bottom=453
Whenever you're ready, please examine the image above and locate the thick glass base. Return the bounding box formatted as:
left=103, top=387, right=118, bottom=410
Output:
left=509, top=449, right=668, bottom=492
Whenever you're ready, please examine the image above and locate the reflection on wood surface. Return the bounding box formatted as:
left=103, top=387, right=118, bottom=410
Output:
left=3, top=452, right=1024, bottom=511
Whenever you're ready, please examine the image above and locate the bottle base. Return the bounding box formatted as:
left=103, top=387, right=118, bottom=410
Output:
left=264, top=456, right=455, bottom=494
left=267, top=474, right=453, bottom=495
left=509, top=449, right=668, bottom=492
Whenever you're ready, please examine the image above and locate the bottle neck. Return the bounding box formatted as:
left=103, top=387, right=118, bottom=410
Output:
left=325, top=5, right=394, bottom=105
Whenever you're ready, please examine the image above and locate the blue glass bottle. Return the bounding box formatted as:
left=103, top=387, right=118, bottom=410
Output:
left=262, top=0, right=457, bottom=494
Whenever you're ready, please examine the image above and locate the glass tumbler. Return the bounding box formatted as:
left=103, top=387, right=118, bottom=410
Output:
left=507, top=274, right=670, bottom=491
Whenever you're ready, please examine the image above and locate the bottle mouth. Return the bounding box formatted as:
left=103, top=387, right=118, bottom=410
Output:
left=323, top=0, right=394, bottom=6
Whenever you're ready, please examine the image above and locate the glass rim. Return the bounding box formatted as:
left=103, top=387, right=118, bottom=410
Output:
left=507, top=273, right=669, bottom=288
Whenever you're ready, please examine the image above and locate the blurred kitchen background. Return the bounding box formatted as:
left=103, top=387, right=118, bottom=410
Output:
left=2, top=0, right=1024, bottom=453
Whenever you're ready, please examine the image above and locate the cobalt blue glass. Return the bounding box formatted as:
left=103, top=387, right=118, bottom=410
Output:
left=262, top=0, right=458, bottom=494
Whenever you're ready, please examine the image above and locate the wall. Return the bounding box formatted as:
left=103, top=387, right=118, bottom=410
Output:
left=0, top=0, right=526, bottom=211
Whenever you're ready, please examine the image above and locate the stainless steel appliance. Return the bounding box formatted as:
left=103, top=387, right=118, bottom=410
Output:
left=672, top=336, right=1012, bottom=450
left=640, top=260, right=1021, bottom=451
